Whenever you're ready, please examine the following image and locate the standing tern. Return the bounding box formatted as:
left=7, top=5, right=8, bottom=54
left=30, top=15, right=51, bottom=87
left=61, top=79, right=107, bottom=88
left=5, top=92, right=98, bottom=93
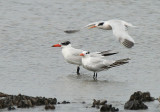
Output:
left=52, top=41, right=82, bottom=75
left=52, top=41, right=118, bottom=75
left=64, top=19, right=136, bottom=48
left=80, top=51, right=130, bottom=80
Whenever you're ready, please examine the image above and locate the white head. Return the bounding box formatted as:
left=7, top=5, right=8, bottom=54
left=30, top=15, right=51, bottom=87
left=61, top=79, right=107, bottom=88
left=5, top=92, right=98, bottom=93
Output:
left=88, top=21, right=112, bottom=30
left=80, top=51, right=90, bottom=57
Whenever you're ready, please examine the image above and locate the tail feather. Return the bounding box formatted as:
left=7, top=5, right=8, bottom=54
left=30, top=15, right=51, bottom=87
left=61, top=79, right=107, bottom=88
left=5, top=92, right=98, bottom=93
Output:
left=108, top=58, right=130, bottom=68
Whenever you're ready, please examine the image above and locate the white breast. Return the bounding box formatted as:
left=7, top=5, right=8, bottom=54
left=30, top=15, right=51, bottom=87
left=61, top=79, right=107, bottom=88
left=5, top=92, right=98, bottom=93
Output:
left=62, top=47, right=82, bottom=65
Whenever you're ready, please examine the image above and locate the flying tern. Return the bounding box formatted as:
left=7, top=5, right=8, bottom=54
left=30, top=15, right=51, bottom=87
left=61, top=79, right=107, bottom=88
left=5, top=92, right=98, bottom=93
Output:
left=64, top=19, right=136, bottom=48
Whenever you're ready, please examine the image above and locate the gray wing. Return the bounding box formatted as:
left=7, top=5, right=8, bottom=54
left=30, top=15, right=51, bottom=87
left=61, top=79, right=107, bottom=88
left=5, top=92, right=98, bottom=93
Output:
left=97, top=50, right=118, bottom=56
left=108, top=20, right=135, bottom=48
left=88, top=57, right=115, bottom=69
left=90, top=50, right=118, bottom=58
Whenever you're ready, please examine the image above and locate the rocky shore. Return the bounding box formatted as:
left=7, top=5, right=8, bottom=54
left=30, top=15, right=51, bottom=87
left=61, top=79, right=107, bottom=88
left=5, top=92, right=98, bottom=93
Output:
left=92, top=99, right=119, bottom=112
left=0, top=92, right=57, bottom=110
left=0, top=91, right=158, bottom=111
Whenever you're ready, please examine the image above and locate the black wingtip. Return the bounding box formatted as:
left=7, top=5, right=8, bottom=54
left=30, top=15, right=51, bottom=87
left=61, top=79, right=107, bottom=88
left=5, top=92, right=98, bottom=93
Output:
left=122, top=39, right=134, bottom=48
left=99, top=50, right=118, bottom=56
left=64, top=30, right=80, bottom=33
left=102, top=52, right=118, bottom=56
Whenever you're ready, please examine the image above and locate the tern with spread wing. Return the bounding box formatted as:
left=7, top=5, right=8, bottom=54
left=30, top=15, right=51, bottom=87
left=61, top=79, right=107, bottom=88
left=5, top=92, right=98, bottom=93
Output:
left=80, top=51, right=130, bottom=80
left=52, top=41, right=118, bottom=75
left=64, top=19, right=136, bottom=48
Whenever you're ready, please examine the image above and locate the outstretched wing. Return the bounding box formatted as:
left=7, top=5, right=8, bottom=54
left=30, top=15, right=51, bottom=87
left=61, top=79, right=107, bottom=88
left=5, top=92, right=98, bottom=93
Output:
left=64, top=21, right=105, bottom=33
left=108, top=20, right=135, bottom=48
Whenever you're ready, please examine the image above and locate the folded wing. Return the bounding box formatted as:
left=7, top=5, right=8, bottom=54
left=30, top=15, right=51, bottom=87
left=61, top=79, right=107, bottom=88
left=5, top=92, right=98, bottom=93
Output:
left=90, top=50, right=118, bottom=58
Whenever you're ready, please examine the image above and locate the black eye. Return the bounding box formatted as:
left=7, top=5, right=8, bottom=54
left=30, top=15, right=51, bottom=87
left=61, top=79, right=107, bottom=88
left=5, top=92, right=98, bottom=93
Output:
left=86, top=52, right=90, bottom=54
left=98, top=22, right=104, bottom=26
left=61, top=41, right=71, bottom=45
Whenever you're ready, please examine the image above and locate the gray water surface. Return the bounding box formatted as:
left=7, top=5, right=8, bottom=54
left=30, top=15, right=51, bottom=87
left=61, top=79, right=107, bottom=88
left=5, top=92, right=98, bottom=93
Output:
left=0, top=0, right=160, bottom=111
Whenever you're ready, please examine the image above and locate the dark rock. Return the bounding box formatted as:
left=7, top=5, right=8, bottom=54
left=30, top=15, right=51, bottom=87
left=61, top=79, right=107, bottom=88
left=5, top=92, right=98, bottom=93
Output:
left=36, top=97, right=45, bottom=106
left=27, top=100, right=33, bottom=107
left=30, top=97, right=37, bottom=106
left=100, top=104, right=110, bottom=111
left=100, top=104, right=119, bottom=112
left=100, top=100, right=107, bottom=105
left=12, top=96, right=17, bottom=105
left=92, top=99, right=96, bottom=107
left=48, top=98, right=57, bottom=105
left=44, top=100, right=48, bottom=105
left=45, top=105, right=49, bottom=110
left=142, top=92, right=155, bottom=101
left=82, top=101, right=85, bottom=104
left=61, top=101, right=70, bottom=104
left=45, top=104, right=55, bottom=110
left=17, top=100, right=30, bottom=108
left=129, top=91, right=154, bottom=102
left=92, top=99, right=119, bottom=112
left=92, top=99, right=100, bottom=107
left=0, top=92, right=8, bottom=97
left=0, top=100, right=4, bottom=109
left=8, top=106, right=16, bottom=111
left=124, top=91, right=154, bottom=110
left=22, top=95, right=27, bottom=100
left=124, top=100, right=148, bottom=110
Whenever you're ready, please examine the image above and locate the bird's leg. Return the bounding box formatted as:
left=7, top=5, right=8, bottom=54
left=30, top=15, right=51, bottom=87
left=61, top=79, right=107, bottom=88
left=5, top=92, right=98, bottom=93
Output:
left=93, top=72, right=95, bottom=80
left=77, top=66, right=80, bottom=75
left=95, top=73, right=97, bottom=80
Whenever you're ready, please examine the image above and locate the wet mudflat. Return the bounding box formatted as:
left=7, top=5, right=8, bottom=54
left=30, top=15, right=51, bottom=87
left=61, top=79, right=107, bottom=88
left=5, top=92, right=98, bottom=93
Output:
left=0, top=0, right=160, bottom=111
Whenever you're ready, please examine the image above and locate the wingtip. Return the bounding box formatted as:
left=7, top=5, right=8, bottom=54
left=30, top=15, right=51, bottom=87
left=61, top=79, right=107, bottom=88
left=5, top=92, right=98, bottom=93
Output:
left=121, top=39, right=134, bottom=48
left=64, top=30, right=80, bottom=33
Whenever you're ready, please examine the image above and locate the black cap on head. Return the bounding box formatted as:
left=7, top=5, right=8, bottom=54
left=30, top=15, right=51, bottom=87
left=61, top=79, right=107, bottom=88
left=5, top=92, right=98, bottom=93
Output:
left=98, top=22, right=104, bottom=26
left=61, top=41, right=71, bottom=45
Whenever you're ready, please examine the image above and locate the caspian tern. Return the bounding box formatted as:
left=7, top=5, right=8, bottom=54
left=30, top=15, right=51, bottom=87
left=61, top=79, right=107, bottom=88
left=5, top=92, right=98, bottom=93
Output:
left=52, top=41, right=118, bottom=75
left=80, top=51, right=130, bottom=80
left=52, top=41, right=82, bottom=75
left=64, top=19, right=136, bottom=48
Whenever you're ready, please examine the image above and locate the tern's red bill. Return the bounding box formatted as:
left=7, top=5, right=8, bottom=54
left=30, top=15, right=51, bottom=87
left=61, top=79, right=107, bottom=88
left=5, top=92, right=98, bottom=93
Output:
left=88, top=25, right=96, bottom=29
left=80, top=53, right=84, bottom=56
left=52, top=44, right=61, bottom=47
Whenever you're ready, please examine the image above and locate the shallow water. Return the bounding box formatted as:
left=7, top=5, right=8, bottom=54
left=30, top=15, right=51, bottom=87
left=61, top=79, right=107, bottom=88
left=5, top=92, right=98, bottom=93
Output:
left=0, top=0, right=160, bottom=111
